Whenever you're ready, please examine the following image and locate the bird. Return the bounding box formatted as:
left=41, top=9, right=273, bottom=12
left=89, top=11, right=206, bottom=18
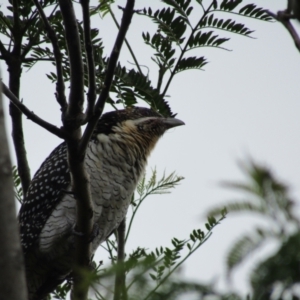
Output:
left=18, top=106, right=184, bottom=300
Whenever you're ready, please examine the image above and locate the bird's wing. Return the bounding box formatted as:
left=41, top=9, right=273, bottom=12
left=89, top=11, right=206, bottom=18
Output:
left=18, top=142, right=70, bottom=254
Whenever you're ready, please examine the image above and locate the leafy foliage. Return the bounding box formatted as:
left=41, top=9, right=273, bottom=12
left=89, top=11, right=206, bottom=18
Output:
left=239, top=4, right=273, bottom=21
left=97, top=213, right=226, bottom=299
left=207, top=161, right=298, bottom=275
left=0, top=0, right=272, bottom=117
left=187, top=30, right=230, bottom=50
left=139, top=0, right=272, bottom=99
left=251, top=232, right=300, bottom=300
left=12, top=166, right=23, bottom=203
left=112, top=65, right=175, bottom=117
left=207, top=160, right=300, bottom=299
left=47, top=169, right=225, bottom=299
left=198, top=14, right=254, bottom=37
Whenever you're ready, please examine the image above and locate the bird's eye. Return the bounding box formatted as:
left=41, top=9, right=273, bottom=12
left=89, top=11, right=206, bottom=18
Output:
left=137, top=125, right=144, bottom=131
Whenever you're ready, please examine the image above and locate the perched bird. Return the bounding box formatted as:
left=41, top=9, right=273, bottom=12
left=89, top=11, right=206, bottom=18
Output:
left=18, top=106, right=184, bottom=300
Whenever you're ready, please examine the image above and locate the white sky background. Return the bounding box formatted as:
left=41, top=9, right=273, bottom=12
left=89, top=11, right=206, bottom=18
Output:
left=2, top=0, right=300, bottom=297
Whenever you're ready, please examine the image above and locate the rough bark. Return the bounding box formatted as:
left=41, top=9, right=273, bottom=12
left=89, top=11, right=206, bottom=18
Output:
left=0, top=78, right=28, bottom=300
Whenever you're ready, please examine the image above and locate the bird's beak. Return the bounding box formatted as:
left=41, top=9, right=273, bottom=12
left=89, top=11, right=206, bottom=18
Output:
left=163, top=118, right=185, bottom=129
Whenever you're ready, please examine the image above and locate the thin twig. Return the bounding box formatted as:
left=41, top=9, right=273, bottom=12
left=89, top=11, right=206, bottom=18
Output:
left=32, top=0, right=67, bottom=110
left=109, top=6, right=143, bottom=75
left=79, top=0, right=136, bottom=156
left=80, top=0, right=96, bottom=124
left=267, top=10, right=300, bottom=53
left=2, top=82, right=68, bottom=139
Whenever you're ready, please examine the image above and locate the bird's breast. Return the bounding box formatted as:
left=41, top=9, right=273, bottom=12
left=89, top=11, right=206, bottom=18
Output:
left=38, top=138, right=146, bottom=255
left=88, top=139, right=146, bottom=250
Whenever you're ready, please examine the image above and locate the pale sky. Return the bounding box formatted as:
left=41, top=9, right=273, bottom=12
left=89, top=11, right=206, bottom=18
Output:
left=2, top=0, right=300, bottom=297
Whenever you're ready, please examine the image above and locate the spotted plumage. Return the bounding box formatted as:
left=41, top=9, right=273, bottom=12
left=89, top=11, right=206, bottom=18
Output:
left=19, top=144, right=69, bottom=254
left=18, top=106, right=184, bottom=300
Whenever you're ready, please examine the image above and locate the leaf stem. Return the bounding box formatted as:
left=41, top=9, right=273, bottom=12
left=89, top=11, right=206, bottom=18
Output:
left=143, top=217, right=225, bottom=300
left=161, top=0, right=216, bottom=98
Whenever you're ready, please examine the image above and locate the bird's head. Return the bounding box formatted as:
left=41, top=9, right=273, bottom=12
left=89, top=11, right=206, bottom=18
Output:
left=93, top=106, right=184, bottom=158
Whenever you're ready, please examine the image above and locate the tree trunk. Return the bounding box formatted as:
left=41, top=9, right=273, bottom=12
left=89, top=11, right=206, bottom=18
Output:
left=0, top=82, right=28, bottom=300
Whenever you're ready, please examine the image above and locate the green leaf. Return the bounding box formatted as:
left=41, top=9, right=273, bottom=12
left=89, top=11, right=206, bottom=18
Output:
left=251, top=232, right=300, bottom=299
left=198, top=15, right=254, bottom=37
left=175, top=56, right=207, bottom=73
left=162, top=0, right=193, bottom=25
left=113, top=65, right=175, bottom=117
left=140, top=7, right=188, bottom=44
left=220, top=0, right=243, bottom=12
left=226, top=231, right=268, bottom=274
left=239, top=4, right=273, bottom=21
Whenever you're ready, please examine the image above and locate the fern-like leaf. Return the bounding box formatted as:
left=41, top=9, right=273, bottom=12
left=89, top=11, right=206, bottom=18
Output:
left=207, top=201, right=268, bottom=219
left=226, top=229, right=269, bottom=274
left=220, top=0, right=243, bottom=12
left=113, top=65, right=175, bottom=117
left=90, top=0, right=115, bottom=18
left=175, top=56, right=207, bottom=73
left=239, top=4, right=273, bottom=21
left=12, top=166, right=23, bottom=203
left=162, top=0, right=193, bottom=25
left=199, top=14, right=254, bottom=37
left=142, top=32, right=176, bottom=68
left=141, top=7, right=188, bottom=44
left=188, top=30, right=230, bottom=50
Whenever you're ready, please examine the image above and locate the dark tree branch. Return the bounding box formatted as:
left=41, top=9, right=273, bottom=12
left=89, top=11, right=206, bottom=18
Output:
left=267, top=10, right=300, bottom=53
left=22, top=58, right=55, bottom=62
left=80, top=0, right=96, bottom=123
left=2, top=82, right=68, bottom=139
left=59, top=0, right=84, bottom=122
left=11, top=0, right=22, bottom=56
left=79, top=0, right=136, bottom=155
left=113, top=219, right=127, bottom=300
left=58, top=2, right=91, bottom=300
left=8, top=84, right=31, bottom=196
left=32, top=0, right=67, bottom=110
left=68, top=140, right=93, bottom=300
left=8, top=0, right=32, bottom=195
left=0, top=82, right=28, bottom=300
left=0, top=40, right=9, bottom=59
